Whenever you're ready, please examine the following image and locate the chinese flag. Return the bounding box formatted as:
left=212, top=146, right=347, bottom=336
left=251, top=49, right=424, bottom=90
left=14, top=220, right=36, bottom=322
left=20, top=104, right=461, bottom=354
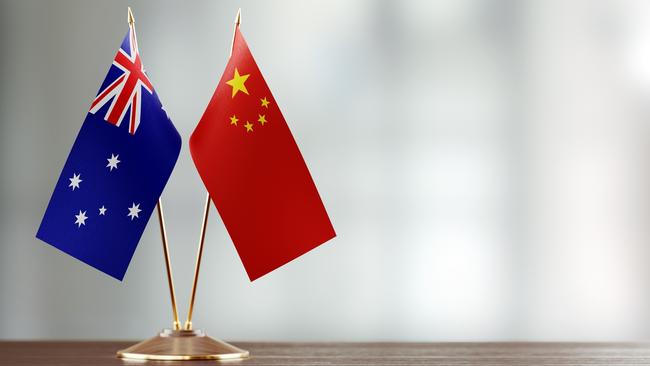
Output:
left=190, top=26, right=336, bottom=281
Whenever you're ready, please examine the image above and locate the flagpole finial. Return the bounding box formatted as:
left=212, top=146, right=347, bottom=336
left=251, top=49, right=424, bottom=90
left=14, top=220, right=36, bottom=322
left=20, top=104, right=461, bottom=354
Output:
left=229, top=8, right=241, bottom=57
left=127, top=7, right=135, bottom=26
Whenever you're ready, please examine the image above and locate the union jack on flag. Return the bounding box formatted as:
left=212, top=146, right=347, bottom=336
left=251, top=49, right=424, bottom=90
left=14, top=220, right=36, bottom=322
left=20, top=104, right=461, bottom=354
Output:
left=89, top=24, right=153, bottom=135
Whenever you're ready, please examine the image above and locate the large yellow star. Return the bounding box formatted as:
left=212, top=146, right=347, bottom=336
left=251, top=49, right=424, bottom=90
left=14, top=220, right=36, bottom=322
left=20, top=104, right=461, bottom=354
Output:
left=229, top=114, right=238, bottom=126
left=257, top=114, right=267, bottom=126
left=225, top=68, right=250, bottom=98
left=244, top=121, right=254, bottom=132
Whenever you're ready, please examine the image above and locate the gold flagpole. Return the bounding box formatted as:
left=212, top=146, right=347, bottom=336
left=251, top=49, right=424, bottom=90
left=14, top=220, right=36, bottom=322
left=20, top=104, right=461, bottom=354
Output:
left=118, top=8, right=248, bottom=360
left=129, top=6, right=181, bottom=331
left=183, top=194, right=210, bottom=330
left=183, top=7, right=241, bottom=331
left=127, top=6, right=135, bottom=28
left=230, top=8, right=242, bottom=57
left=156, top=200, right=181, bottom=330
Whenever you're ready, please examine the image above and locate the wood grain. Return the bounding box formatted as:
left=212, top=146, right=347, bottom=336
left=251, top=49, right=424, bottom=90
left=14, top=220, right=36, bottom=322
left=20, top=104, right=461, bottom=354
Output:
left=3, top=341, right=650, bottom=365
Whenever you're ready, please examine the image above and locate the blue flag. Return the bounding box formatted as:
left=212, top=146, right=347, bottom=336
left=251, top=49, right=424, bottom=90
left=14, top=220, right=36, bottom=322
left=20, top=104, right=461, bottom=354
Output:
left=36, top=26, right=181, bottom=280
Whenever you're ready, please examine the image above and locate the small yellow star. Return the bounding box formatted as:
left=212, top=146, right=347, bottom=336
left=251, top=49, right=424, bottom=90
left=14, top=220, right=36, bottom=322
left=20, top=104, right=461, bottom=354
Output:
left=257, top=114, right=267, bottom=126
left=260, top=97, right=270, bottom=108
left=244, top=121, right=254, bottom=132
left=225, top=68, right=250, bottom=98
left=229, top=115, right=238, bottom=126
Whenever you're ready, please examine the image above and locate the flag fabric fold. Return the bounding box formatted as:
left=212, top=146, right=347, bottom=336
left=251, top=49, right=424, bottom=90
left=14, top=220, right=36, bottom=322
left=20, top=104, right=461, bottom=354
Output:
left=36, top=25, right=181, bottom=280
left=190, top=27, right=335, bottom=281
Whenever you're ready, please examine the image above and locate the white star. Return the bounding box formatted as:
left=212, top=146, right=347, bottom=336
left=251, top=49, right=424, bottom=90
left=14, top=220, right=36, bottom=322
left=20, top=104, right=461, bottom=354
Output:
left=106, top=154, right=121, bottom=171
left=99, top=206, right=107, bottom=215
left=127, top=203, right=141, bottom=220
left=68, top=173, right=82, bottom=190
left=74, top=210, right=88, bottom=227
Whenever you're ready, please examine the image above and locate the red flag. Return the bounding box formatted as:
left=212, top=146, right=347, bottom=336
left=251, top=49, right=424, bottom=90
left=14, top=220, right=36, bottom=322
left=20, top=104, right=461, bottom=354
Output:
left=190, top=27, right=336, bottom=281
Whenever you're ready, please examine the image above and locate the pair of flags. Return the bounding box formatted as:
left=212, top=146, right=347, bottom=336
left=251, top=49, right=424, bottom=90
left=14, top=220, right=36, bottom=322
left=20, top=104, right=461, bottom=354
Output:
left=36, top=18, right=335, bottom=281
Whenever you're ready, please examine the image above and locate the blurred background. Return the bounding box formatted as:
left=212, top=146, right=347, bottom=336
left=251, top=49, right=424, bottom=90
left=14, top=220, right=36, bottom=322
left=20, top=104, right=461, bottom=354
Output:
left=2, top=0, right=650, bottom=341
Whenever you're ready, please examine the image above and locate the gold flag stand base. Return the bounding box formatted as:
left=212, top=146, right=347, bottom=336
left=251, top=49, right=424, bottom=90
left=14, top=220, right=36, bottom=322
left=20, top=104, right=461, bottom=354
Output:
left=117, top=329, right=250, bottom=361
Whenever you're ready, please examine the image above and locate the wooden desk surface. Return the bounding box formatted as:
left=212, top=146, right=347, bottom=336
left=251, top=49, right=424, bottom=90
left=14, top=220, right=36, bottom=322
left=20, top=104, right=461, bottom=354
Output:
left=3, top=341, right=650, bottom=365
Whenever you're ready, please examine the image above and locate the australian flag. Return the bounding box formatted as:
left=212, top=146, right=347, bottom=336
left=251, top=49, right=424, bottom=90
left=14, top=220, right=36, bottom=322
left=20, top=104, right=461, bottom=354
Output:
left=36, top=25, right=181, bottom=280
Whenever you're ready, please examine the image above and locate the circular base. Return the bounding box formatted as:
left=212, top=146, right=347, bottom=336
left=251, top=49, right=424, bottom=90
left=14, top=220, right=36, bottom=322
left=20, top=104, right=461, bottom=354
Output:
left=117, top=329, right=250, bottom=361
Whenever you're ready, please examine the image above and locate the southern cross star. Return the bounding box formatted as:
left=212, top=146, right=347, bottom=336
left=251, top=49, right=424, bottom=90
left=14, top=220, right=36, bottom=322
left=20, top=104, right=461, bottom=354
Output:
left=69, top=173, right=82, bottom=190
left=99, top=206, right=107, bottom=215
left=106, top=154, right=121, bottom=171
left=75, top=210, right=88, bottom=227
left=127, top=203, right=141, bottom=220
